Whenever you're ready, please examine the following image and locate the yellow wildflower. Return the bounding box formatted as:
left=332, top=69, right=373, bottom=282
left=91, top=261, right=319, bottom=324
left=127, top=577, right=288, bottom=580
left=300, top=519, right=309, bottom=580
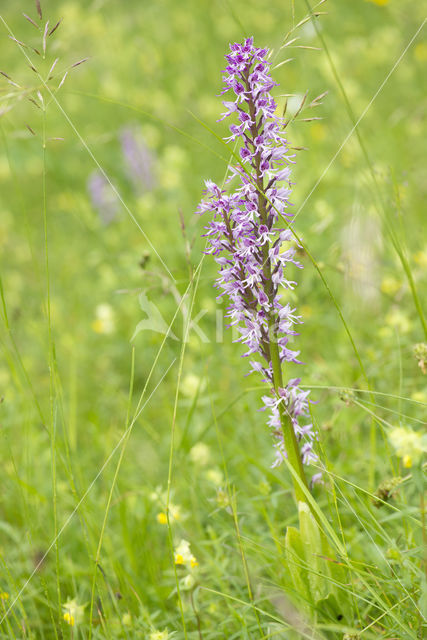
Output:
left=156, top=502, right=181, bottom=524
left=62, top=598, right=85, bottom=626
left=414, top=42, right=427, bottom=62
left=169, top=504, right=181, bottom=521
left=402, top=455, right=412, bottom=469
left=365, top=0, right=389, bottom=6
left=174, top=539, right=198, bottom=569
left=150, top=487, right=182, bottom=523
left=149, top=631, right=169, bottom=640
left=413, top=249, right=427, bottom=268
left=63, top=612, right=75, bottom=626
left=385, top=309, right=412, bottom=334
left=380, top=276, right=401, bottom=296
left=411, top=391, right=427, bottom=403
left=389, top=426, right=426, bottom=467
left=156, top=512, right=168, bottom=525
left=0, top=592, right=9, bottom=601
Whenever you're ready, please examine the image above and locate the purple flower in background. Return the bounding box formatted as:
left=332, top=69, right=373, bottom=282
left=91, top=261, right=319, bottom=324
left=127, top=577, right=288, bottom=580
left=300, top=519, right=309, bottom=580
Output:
left=87, top=170, right=120, bottom=225
left=120, top=126, right=156, bottom=193
left=196, top=38, right=319, bottom=481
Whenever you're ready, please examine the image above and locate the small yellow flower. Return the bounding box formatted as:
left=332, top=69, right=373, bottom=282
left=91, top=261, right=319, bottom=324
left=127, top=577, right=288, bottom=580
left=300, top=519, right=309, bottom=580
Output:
left=63, top=612, right=75, bottom=626
left=365, top=0, right=389, bottom=6
left=414, top=42, right=427, bottom=62
left=156, top=512, right=168, bottom=525
left=62, top=598, right=85, bottom=626
left=0, top=592, right=9, bottom=601
left=161, top=504, right=181, bottom=524
left=149, top=630, right=169, bottom=640
left=402, top=454, right=412, bottom=469
left=411, top=391, right=427, bottom=403
left=169, top=503, right=181, bottom=521
left=385, top=309, right=412, bottom=334
left=389, top=426, right=426, bottom=467
left=151, top=488, right=182, bottom=523
left=380, top=276, right=401, bottom=296
left=174, top=540, right=198, bottom=569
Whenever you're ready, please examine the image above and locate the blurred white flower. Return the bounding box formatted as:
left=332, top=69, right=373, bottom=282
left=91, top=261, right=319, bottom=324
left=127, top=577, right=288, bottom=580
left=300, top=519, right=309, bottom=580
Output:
left=205, top=468, right=223, bottom=486
left=92, top=303, right=115, bottom=335
left=180, top=574, right=196, bottom=591
left=190, top=442, right=211, bottom=466
left=181, top=374, right=205, bottom=397
left=286, top=93, right=305, bottom=116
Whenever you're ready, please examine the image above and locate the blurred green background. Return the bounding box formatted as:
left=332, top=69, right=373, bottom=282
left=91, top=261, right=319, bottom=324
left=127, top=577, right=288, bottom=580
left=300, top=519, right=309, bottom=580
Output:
left=0, top=0, right=426, bottom=636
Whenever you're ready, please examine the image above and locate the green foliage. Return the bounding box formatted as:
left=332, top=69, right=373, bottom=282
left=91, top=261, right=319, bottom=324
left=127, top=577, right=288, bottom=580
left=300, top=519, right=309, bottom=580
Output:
left=0, top=0, right=426, bottom=638
left=285, top=502, right=351, bottom=624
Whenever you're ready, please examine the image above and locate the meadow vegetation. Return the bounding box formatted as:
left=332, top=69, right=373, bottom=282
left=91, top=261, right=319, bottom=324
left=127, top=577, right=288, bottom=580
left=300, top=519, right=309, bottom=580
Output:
left=0, top=0, right=426, bottom=638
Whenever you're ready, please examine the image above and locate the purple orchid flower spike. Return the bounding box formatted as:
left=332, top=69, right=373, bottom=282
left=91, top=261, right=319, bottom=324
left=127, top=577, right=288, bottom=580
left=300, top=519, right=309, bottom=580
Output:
left=196, top=38, right=321, bottom=497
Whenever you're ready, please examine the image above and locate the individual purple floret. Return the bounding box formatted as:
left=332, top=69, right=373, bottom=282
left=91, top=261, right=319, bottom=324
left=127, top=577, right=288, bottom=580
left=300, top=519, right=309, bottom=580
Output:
left=196, top=38, right=319, bottom=481
left=120, top=126, right=156, bottom=194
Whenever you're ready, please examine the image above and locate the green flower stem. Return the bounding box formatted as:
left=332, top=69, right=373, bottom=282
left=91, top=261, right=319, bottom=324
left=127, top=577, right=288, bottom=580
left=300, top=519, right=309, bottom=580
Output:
left=268, top=320, right=310, bottom=503
left=248, top=100, right=310, bottom=503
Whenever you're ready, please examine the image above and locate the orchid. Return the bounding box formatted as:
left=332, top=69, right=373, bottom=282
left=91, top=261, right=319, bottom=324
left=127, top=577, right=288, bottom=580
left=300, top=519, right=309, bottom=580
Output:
left=196, top=38, right=320, bottom=496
